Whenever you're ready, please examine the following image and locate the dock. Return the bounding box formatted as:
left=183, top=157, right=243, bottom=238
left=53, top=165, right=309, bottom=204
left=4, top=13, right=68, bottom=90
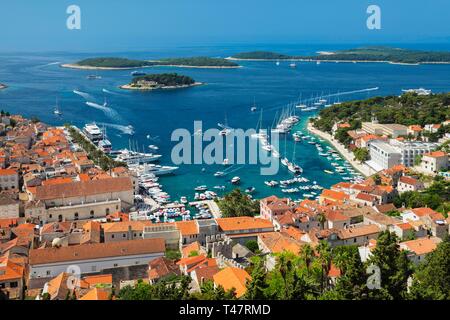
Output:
left=188, top=200, right=222, bottom=219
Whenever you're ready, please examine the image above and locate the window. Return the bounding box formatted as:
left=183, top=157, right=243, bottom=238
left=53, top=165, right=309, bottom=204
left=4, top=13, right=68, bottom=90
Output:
left=58, top=215, right=63, bottom=222
left=74, top=212, right=79, bottom=220
left=111, top=234, right=115, bottom=239
left=46, top=270, right=51, bottom=276
left=106, top=208, right=110, bottom=215
left=123, top=234, right=126, bottom=237
left=91, top=266, right=97, bottom=272
left=9, top=281, right=18, bottom=288
left=114, top=264, right=118, bottom=267
left=90, top=210, right=94, bottom=218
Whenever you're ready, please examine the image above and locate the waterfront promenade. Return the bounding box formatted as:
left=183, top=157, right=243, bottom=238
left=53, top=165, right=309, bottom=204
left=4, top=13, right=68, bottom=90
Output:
left=307, top=121, right=375, bottom=177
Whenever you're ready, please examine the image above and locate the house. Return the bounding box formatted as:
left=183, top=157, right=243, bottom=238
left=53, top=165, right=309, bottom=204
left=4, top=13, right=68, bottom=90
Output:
left=332, top=122, right=351, bottom=136
left=257, top=232, right=305, bottom=270
left=143, top=223, right=181, bottom=249
left=215, top=217, right=274, bottom=244
left=391, top=222, right=427, bottom=240
left=421, top=151, right=448, bottom=174
left=337, top=224, right=381, bottom=246
left=353, top=193, right=379, bottom=207
left=399, top=237, right=441, bottom=264
left=397, top=176, right=424, bottom=193
left=28, top=238, right=165, bottom=280
left=0, top=255, right=25, bottom=299
left=260, top=196, right=292, bottom=222
left=190, top=265, right=220, bottom=289
left=102, top=221, right=151, bottom=243
left=407, top=125, right=423, bottom=138
left=319, top=189, right=350, bottom=205
left=33, top=177, right=134, bottom=223
left=0, top=169, right=19, bottom=191
left=364, top=212, right=399, bottom=231
left=148, top=257, right=181, bottom=284
left=213, top=267, right=251, bottom=298
left=0, top=195, right=19, bottom=219
left=325, top=210, right=351, bottom=229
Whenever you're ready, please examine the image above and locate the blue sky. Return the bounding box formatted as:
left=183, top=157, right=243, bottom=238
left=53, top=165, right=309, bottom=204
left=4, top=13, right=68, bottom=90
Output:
left=1, top=0, right=449, bottom=52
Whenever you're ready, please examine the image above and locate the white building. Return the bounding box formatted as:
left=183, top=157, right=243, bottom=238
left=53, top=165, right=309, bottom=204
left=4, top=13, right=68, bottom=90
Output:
left=421, top=151, right=448, bottom=174
left=28, top=238, right=165, bottom=279
left=367, top=139, right=438, bottom=171
left=366, top=140, right=402, bottom=171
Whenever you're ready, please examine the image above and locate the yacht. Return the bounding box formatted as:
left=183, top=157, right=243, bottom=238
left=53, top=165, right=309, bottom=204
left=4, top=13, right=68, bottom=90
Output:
left=289, top=62, right=297, bottom=68
left=214, top=171, right=225, bottom=177
left=83, top=123, right=104, bottom=144
left=324, top=169, right=334, bottom=174
left=87, top=75, right=102, bottom=80
left=114, top=149, right=162, bottom=165
left=281, top=158, right=290, bottom=167
left=137, top=164, right=178, bottom=176
left=195, top=185, right=208, bottom=191
left=53, top=98, right=62, bottom=116
left=148, top=145, right=159, bottom=151
left=245, top=187, right=256, bottom=194
left=288, top=163, right=303, bottom=175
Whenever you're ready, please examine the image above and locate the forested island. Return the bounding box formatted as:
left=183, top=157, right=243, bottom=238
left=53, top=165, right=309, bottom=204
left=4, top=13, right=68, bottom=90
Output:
left=152, top=57, right=239, bottom=68
left=311, top=92, right=450, bottom=139
left=63, top=56, right=240, bottom=70
left=230, top=46, right=450, bottom=64
left=61, top=57, right=152, bottom=70
left=120, top=73, right=201, bottom=90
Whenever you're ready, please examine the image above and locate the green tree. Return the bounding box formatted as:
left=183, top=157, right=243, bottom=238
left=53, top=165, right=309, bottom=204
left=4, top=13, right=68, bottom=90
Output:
left=216, top=189, right=259, bottom=217
left=367, top=231, right=412, bottom=300
left=353, top=148, right=370, bottom=163
left=165, top=249, right=181, bottom=260
left=408, top=236, right=450, bottom=299
left=245, top=240, right=259, bottom=253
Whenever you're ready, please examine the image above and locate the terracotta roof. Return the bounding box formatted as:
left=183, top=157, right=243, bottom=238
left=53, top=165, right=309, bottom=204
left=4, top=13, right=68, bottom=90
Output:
left=338, top=224, right=380, bottom=240
left=399, top=176, right=419, bottom=185
left=0, top=169, right=17, bottom=176
left=148, top=257, right=180, bottom=281
left=355, top=193, right=377, bottom=202
left=29, top=238, right=165, bottom=265
left=281, top=226, right=306, bottom=241
left=213, top=267, right=251, bottom=298
left=258, top=232, right=304, bottom=254
left=82, top=274, right=113, bottom=287
left=396, top=223, right=413, bottom=231
left=401, top=238, right=440, bottom=255
left=177, top=254, right=207, bottom=267
left=192, top=265, right=220, bottom=283
left=0, top=256, right=24, bottom=282
left=411, top=207, right=437, bottom=217
left=375, top=203, right=397, bottom=214
left=216, top=217, right=274, bottom=232
left=35, top=177, right=132, bottom=201
left=320, top=189, right=350, bottom=202
left=175, top=221, right=199, bottom=236
left=79, top=287, right=110, bottom=300
left=326, top=210, right=349, bottom=222
left=423, top=151, right=447, bottom=158
left=102, top=221, right=151, bottom=233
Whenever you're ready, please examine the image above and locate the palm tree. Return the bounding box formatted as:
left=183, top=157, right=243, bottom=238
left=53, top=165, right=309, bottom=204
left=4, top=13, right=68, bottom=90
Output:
left=299, top=244, right=315, bottom=272
left=317, top=212, right=327, bottom=230
left=316, top=241, right=332, bottom=293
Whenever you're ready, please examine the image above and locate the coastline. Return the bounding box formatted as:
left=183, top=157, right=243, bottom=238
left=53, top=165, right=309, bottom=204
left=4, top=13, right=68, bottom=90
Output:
left=306, top=120, right=374, bottom=177
left=226, top=57, right=450, bottom=65
left=120, top=82, right=203, bottom=91
left=60, top=63, right=153, bottom=70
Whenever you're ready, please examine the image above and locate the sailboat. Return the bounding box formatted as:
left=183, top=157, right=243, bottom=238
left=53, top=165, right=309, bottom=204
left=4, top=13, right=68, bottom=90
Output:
left=289, top=62, right=297, bottom=68
left=53, top=98, right=62, bottom=116
left=218, top=114, right=232, bottom=136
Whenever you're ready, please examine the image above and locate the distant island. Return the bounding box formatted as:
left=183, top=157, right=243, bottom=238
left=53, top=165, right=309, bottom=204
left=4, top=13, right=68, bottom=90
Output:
left=151, top=57, right=240, bottom=68
left=63, top=56, right=240, bottom=70
left=229, top=46, right=450, bottom=64
left=120, top=73, right=202, bottom=90
left=61, top=57, right=152, bottom=70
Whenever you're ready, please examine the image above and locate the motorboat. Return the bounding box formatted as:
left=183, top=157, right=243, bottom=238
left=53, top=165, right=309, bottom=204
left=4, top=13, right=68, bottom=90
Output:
left=231, top=176, right=241, bottom=184
left=195, top=185, right=208, bottom=191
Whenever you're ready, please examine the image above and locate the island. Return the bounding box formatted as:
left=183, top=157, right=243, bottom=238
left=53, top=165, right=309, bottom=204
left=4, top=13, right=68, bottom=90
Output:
left=61, top=57, right=152, bottom=70
left=120, top=73, right=202, bottom=90
left=150, top=57, right=240, bottom=68
left=229, top=46, right=450, bottom=65
left=63, top=56, right=240, bottom=70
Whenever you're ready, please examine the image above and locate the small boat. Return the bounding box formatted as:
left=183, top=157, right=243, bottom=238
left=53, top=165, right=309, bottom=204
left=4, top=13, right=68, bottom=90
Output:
left=148, top=145, right=159, bottom=150
left=324, top=170, right=334, bottom=174
left=180, top=196, right=188, bottom=204
left=289, top=63, right=297, bottom=68
left=214, top=171, right=225, bottom=177
left=231, top=176, right=241, bottom=184
left=195, top=185, right=208, bottom=191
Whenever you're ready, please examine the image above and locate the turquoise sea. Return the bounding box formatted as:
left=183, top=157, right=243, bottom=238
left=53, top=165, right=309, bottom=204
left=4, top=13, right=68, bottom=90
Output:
left=1, top=44, right=450, bottom=202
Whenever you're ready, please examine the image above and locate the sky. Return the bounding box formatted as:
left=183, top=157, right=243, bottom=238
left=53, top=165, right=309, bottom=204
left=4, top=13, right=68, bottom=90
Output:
left=0, top=0, right=449, bottom=52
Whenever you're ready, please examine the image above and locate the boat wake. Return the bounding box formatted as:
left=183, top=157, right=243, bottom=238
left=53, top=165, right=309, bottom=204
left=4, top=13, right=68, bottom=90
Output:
left=98, top=122, right=135, bottom=135
left=102, top=88, right=119, bottom=95
left=73, top=90, right=94, bottom=101
left=42, top=61, right=61, bottom=67
left=85, top=101, right=119, bottom=119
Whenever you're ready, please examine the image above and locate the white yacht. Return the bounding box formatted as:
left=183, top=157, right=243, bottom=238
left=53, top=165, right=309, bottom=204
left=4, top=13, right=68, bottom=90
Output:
left=83, top=123, right=104, bottom=144
left=231, top=176, right=241, bottom=184
left=114, top=149, right=162, bottom=165
left=135, top=163, right=178, bottom=176
left=98, top=139, right=112, bottom=153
